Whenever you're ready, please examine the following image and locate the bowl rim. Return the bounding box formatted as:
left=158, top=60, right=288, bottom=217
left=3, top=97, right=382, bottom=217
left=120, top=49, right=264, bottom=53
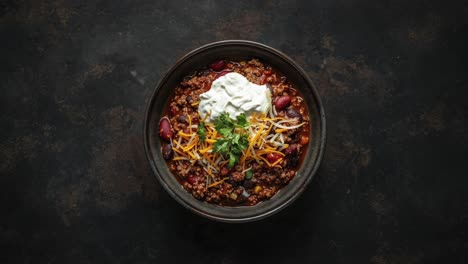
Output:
left=143, top=40, right=326, bottom=223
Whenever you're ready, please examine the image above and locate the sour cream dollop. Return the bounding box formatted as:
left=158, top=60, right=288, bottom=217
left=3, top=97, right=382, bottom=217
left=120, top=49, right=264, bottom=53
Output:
left=198, top=72, right=271, bottom=123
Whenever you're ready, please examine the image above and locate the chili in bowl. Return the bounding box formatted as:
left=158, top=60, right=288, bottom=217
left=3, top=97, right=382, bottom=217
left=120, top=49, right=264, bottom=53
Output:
left=144, top=40, right=326, bottom=222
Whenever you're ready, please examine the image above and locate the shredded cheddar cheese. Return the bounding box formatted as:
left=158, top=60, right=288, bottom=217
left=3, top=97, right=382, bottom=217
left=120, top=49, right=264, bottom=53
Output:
left=171, top=109, right=306, bottom=188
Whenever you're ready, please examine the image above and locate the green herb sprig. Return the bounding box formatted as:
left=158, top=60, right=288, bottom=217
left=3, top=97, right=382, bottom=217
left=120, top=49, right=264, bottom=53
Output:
left=213, top=113, right=250, bottom=168
left=197, top=121, right=206, bottom=142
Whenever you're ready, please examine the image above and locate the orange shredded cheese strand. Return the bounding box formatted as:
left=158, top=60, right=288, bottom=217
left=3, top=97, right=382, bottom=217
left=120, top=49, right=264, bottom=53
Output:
left=271, top=157, right=283, bottom=167
left=187, top=114, right=192, bottom=134
left=208, top=177, right=228, bottom=188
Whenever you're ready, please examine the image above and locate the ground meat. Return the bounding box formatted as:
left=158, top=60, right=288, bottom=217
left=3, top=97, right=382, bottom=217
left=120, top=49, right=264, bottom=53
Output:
left=176, top=162, right=190, bottom=177
left=183, top=176, right=206, bottom=199
left=257, top=186, right=277, bottom=199
left=248, top=59, right=263, bottom=67
left=230, top=172, right=245, bottom=182
left=272, top=83, right=288, bottom=95
left=247, top=194, right=260, bottom=205
left=175, top=94, right=187, bottom=106
left=266, top=73, right=278, bottom=84
left=181, top=75, right=210, bottom=90
left=215, top=182, right=234, bottom=200
left=278, top=170, right=296, bottom=185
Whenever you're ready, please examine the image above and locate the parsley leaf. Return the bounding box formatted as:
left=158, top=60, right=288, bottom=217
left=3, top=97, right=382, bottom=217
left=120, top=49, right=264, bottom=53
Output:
left=212, top=113, right=250, bottom=168
left=219, top=127, right=233, bottom=137
left=229, top=152, right=238, bottom=168
left=232, top=134, right=240, bottom=145
left=236, top=113, right=249, bottom=129
left=238, top=135, right=249, bottom=150
left=213, top=138, right=230, bottom=154
left=245, top=170, right=253, bottom=180
left=215, top=113, right=234, bottom=132
left=197, top=122, right=206, bottom=142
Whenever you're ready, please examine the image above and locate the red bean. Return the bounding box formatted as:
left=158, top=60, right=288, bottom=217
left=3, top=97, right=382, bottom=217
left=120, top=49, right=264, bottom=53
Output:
left=177, top=114, right=187, bottom=124
left=285, top=144, right=299, bottom=156
left=159, top=117, right=174, bottom=141
left=266, top=153, right=282, bottom=164
left=170, top=105, right=179, bottom=116
left=275, top=95, right=291, bottom=110
left=209, top=60, right=225, bottom=71
left=220, top=166, right=230, bottom=176
left=215, top=70, right=231, bottom=79
left=259, top=74, right=267, bottom=85
left=162, top=144, right=174, bottom=160
left=286, top=108, right=303, bottom=122
left=187, top=175, right=198, bottom=184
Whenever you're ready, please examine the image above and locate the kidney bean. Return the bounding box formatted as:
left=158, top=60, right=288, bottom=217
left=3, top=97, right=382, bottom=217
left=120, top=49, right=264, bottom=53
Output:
left=190, top=114, right=199, bottom=122
left=162, top=144, right=174, bottom=160
left=187, top=175, right=198, bottom=184
left=243, top=179, right=256, bottom=189
left=220, top=166, right=230, bottom=176
left=266, top=153, right=282, bottom=164
left=259, top=74, right=267, bottom=85
left=159, top=117, right=174, bottom=141
left=177, top=114, right=187, bottom=124
left=215, top=70, right=231, bottom=79
left=209, top=60, right=225, bottom=71
left=170, top=105, right=179, bottom=116
left=285, top=144, right=299, bottom=156
left=286, top=108, right=303, bottom=121
left=197, top=69, right=210, bottom=76
left=275, top=95, right=291, bottom=111
left=183, top=127, right=192, bottom=134
left=289, top=155, right=299, bottom=168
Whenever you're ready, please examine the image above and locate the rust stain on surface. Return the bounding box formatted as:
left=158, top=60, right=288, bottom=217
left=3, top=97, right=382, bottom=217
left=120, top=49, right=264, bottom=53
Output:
left=0, top=135, right=39, bottom=173
left=88, top=107, right=142, bottom=212
left=421, top=102, right=445, bottom=132
left=53, top=0, right=74, bottom=26
left=47, top=173, right=88, bottom=227
left=87, top=63, right=116, bottom=79
left=54, top=63, right=116, bottom=125
left=215, top=11, right=267, bottom=39
left=21, top=0, right=74, bottom=26
left=88, top=106, right=158, bottom=213
left=407, top=14, right=441, bottom=48
left=90, top=137, right=142, bottom=212
left=321, top=35, right=336, bottom=52
left=310, top=36, right=393, bottom=103
left=46, top=106, right=158, bottom=223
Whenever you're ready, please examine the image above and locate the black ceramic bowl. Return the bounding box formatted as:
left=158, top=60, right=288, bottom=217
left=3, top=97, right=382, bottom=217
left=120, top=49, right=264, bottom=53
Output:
left=144, top=40, right=326, bottom=223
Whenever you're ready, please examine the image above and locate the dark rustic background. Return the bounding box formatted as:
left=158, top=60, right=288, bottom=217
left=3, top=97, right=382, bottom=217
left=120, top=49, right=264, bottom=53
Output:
left=1, top=0, right=468, bottom=263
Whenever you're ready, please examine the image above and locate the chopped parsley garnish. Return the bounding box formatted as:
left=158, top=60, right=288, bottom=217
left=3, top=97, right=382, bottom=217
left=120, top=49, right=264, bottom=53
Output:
left=213, top=113, right=250, bottom=168
left=197, top=121, right=206, bottom=142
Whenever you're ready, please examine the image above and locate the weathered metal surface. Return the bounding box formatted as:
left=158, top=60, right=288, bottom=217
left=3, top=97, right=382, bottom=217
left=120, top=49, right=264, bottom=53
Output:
left=1, top=0, right=467, bottom=263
